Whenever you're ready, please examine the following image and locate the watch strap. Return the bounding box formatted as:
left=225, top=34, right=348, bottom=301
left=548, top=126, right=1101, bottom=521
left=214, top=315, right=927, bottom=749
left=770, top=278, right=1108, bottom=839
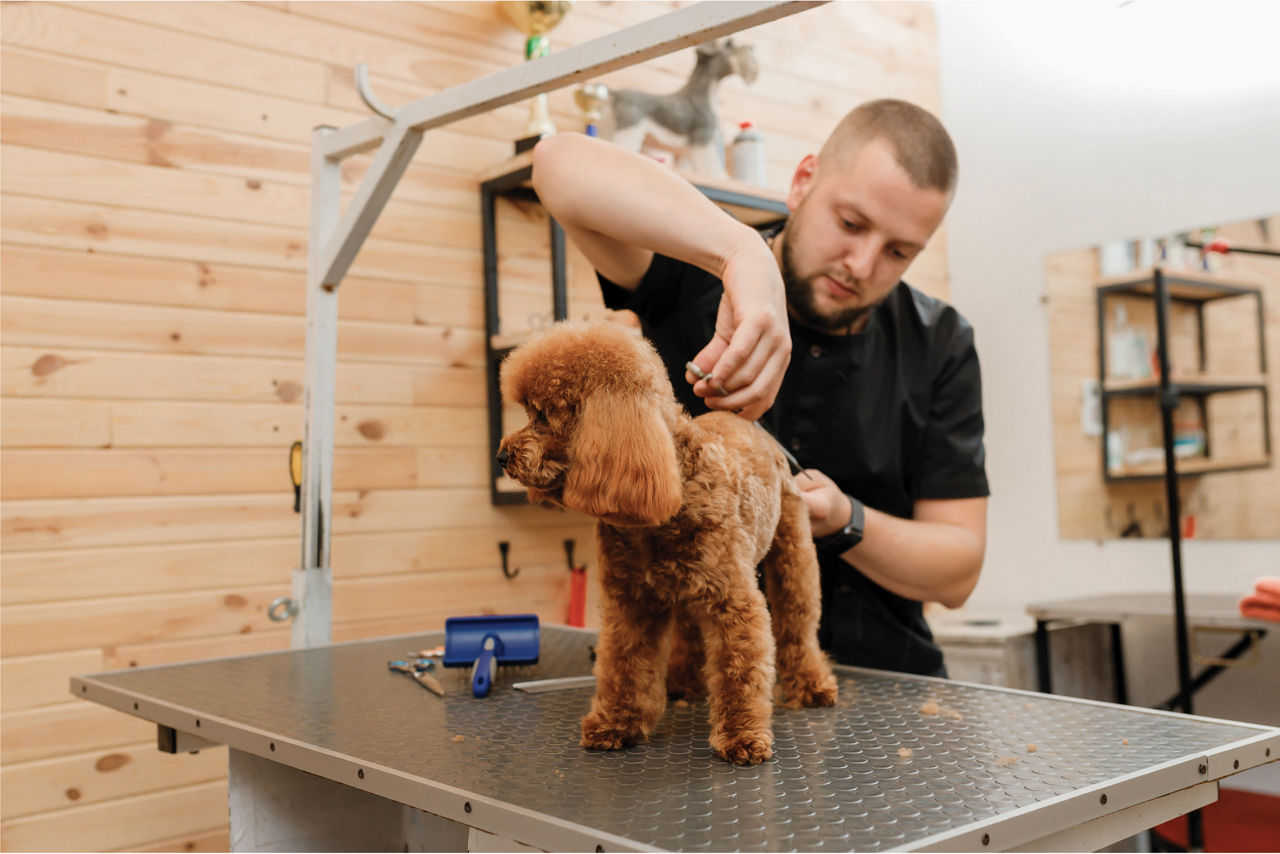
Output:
left=815, top=493, right=865, bottom=554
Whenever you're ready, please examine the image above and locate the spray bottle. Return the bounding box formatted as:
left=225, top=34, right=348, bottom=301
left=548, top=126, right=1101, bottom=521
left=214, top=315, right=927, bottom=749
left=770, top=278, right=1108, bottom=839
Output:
left=730, top=121, right=767, bottom=186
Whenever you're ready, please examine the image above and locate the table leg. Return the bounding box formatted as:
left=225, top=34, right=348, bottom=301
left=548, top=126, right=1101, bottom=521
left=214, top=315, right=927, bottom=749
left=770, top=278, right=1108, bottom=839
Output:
left=228, top=749, right=472, bottom=852
left=1035, top=619, right=1053, bottom=694
left=1110, top=622, right=1129, bottom=705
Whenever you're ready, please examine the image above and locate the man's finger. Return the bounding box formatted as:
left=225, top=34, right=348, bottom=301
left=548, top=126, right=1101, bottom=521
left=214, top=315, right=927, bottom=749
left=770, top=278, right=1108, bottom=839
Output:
left=688, top=336, right=730, bottom=389
left=700, top=347, right=789, bottom=418
left=714, top=328, right=777, bottom=396
left=704, top=319, right=766, bottom=393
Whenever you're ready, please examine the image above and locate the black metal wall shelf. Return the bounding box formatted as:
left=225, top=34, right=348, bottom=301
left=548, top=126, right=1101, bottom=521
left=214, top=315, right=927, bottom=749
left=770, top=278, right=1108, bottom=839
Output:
left=481, top=150, right=789, bottom=505
left=1093, top=265, right=1272, bottom=735
left=1096, top=268, right=1270, bottom=484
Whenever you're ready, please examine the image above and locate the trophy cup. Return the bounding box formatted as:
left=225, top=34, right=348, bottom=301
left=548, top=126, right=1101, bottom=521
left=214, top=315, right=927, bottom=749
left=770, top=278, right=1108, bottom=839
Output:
left=500, top=1, right=571, bottom=151
left=574, top=82, right=609, bottom=137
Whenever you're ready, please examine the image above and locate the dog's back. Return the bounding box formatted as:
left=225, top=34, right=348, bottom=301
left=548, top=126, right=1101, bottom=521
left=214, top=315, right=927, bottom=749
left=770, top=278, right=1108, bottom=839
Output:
left=669, top=411, right=795, bottom=565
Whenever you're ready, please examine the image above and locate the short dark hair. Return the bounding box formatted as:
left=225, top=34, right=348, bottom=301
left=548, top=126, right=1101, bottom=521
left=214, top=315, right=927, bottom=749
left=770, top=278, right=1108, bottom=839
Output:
left=820, top=99, right=958, bottom=195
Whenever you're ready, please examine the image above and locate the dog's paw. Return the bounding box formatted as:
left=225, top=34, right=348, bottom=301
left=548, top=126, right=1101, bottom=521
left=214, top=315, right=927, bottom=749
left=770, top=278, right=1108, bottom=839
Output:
left=781, top=674, right=839, bottom=708
left=711, top=732, right=768, bottom=763
left=712, top=731, right=774, bottom=765
left=580, top=714, right=643, bottom=751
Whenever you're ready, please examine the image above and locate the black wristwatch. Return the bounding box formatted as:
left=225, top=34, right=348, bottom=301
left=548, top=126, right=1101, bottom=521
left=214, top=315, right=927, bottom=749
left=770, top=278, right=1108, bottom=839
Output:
left=815, top=494, right=865, bottom=554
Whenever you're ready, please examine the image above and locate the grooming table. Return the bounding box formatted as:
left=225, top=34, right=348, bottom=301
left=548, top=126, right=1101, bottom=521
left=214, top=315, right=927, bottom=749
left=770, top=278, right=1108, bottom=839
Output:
left=1028, top=593, right=1272, bottom=706
left=72, top=626, right=1278, bottom=852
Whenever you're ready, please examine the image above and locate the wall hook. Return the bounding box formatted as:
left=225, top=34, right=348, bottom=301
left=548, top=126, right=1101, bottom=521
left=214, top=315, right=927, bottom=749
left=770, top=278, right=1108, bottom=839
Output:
left=564, top=539, right=576, bottom=572
left=354, top=63, right=397, bottom=120
left=499, top=541, right=519, bottom=580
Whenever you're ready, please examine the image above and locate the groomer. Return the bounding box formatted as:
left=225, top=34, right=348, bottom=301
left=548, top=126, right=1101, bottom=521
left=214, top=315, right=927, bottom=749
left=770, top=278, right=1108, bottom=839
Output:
left=531, top=99, right=988, bottom=677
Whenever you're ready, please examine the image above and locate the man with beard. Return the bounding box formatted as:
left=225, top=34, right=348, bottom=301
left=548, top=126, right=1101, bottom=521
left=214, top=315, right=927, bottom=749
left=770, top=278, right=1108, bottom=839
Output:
left=530, top=99, right=988, bottom=677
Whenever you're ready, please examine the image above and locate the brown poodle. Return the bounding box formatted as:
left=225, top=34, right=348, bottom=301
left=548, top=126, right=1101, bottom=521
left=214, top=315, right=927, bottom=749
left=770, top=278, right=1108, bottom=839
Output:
left=497, top=321, right=837, bottom=765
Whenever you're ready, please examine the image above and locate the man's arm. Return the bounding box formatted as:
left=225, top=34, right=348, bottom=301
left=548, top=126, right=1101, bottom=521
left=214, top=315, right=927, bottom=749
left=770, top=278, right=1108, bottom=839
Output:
left=797, top=471, right=986, bottom=610
left=530, top=133, right=791, bottom=420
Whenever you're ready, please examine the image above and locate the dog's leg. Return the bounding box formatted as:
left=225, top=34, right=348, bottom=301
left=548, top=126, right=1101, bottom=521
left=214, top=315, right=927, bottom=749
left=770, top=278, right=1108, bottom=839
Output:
left=764, top=490, right=839, bottom=708
left=696, top=589, right=775, bottom=764
left=665, top=607, right=706, bottom=700
left=581, top=586, right=671, bottom=751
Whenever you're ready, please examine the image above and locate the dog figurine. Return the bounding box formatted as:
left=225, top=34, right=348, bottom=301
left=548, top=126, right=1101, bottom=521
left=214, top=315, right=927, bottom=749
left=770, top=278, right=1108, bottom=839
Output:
left=604, top=39, right=759, bottom=178
left=497, top=321, right=837, bottom=765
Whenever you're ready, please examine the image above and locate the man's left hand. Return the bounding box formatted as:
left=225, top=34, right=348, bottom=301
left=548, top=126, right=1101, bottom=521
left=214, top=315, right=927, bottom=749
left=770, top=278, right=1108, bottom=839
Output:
left=794, top=468, right=852, bottom=538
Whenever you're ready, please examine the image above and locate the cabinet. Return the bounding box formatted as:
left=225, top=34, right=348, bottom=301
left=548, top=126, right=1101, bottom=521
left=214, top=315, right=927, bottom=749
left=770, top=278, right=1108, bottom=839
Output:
left=480, top=150, right=789, bottom=504
left=928, top=609, right=1115, bottom=699
left=1096, top=268, right=1271, bottom=482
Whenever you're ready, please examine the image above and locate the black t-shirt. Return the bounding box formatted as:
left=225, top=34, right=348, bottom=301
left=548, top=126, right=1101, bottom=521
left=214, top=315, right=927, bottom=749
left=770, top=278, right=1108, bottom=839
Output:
left=599, top=251, right=989, bottom=677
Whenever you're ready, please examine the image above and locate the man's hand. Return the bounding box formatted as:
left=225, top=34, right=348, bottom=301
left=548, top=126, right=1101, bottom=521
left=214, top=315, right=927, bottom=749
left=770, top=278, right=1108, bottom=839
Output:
left=793, top=468, right=853, bottom=538
left=685, top=241, right=790, bottom=421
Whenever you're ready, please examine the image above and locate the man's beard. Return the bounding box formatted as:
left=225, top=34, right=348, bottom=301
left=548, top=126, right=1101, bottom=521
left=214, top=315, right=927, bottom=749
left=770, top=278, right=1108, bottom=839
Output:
left=781, top=233, right=874, bottom=334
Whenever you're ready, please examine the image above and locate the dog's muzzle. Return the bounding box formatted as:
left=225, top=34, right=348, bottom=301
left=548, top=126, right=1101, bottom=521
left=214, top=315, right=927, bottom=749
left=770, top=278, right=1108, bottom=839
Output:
left=496, top=449, right=511, bottom=470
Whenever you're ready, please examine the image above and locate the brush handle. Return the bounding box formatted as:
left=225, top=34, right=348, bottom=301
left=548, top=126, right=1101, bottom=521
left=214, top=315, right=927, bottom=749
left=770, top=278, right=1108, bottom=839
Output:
left=472, top=636, right=498, bottom=698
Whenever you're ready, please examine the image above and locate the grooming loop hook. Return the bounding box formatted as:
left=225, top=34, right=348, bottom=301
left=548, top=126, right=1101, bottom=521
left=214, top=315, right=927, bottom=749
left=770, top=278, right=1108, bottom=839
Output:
left=267, top=597, right=299, bottom=622
left=499, top=541, right=519, bottom=580
left=354, top=63, right=398, bottom=120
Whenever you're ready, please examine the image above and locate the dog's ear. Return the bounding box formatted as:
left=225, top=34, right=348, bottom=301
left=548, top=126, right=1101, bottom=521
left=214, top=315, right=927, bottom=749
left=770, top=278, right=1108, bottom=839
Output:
left=562, top=390, right=682, bottom=526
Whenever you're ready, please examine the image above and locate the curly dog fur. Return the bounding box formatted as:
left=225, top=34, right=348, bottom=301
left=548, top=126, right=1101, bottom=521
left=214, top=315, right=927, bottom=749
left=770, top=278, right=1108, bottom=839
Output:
left=498, top=321, right=837, bottom=765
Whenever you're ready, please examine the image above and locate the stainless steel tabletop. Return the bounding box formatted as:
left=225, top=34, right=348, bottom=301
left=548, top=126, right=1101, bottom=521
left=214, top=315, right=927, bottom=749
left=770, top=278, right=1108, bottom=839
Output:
left=1026, top=592, right=1273, bottom=630
left=72, top=626, right=1279, bottom=852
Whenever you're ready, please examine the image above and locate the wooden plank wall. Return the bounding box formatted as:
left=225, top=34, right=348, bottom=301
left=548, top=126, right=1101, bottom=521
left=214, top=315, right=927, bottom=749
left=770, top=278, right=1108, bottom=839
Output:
left=0, top=2, right=945, bottom=849
left=1045, top=216, right=1280, bottom=540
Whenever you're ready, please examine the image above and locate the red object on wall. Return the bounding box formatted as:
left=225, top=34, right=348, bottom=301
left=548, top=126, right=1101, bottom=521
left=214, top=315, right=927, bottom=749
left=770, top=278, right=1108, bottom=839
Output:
left=567, top=565, right=587, bottom=627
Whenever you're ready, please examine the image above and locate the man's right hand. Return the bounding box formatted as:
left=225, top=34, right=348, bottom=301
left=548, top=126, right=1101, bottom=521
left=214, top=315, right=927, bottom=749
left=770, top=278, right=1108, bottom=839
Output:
left=686, top=241, right=791, bottom=421
left=532, top=134, right=792, bottom=420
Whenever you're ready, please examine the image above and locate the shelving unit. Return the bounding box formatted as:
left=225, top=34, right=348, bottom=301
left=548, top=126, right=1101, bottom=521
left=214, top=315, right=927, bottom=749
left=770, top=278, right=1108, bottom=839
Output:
left=481, top=149, right=790, bottom=504
left=1094, top=267, right=1271, bottom=725
left=1096, top=268, right=1271, bottom=483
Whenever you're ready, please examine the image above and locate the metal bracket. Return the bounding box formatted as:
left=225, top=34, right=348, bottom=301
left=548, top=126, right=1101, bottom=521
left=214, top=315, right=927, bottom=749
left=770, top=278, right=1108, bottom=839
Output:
left=157, top=724, right=219, bottom=754
left=1192, top=626, right=1263, bottom=668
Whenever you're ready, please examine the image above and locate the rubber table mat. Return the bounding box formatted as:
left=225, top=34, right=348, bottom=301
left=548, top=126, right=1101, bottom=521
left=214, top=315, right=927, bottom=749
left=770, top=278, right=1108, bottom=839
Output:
left=74, top=626, right=1279, bottom=851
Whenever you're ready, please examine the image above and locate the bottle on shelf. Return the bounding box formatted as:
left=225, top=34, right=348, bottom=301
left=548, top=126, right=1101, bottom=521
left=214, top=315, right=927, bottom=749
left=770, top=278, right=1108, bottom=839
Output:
left=1109, top=304, right=1151, bottom=380
left=730, top=121, right=767, bottom=186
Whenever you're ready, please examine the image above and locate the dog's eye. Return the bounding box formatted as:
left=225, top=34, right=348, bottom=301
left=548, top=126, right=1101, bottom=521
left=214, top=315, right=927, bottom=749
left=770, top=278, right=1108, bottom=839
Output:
left=529, top=407, right=547, bottom=425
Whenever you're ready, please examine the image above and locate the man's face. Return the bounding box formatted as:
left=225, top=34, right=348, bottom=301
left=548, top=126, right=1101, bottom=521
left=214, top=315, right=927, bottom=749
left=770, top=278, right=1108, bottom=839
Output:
left=780, top=137, right=950, bottom=333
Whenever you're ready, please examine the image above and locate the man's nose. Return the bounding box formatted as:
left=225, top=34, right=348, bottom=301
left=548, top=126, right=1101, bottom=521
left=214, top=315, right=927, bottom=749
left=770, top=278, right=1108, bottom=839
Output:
left=842, top=236, right=878, bottom=281
left=496, top=449, right=510, bottom=469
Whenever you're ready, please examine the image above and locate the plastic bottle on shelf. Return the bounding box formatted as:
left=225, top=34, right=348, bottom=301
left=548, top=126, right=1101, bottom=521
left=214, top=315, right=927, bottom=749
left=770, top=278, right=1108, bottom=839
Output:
left=730, top=121, right=767, bottom=186
left=1110, top=304, right=1136, bottom=379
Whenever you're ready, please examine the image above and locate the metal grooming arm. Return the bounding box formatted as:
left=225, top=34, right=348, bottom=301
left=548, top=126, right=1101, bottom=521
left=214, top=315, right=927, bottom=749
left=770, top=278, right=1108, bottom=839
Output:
left=295, top=1, right=825, bottom=647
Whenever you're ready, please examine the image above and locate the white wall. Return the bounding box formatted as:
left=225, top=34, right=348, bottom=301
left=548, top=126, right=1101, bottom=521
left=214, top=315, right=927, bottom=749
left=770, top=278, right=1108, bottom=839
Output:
left=933, top=0, right=1280, bottom=610
left=931, top=0, right=1280, bottom=778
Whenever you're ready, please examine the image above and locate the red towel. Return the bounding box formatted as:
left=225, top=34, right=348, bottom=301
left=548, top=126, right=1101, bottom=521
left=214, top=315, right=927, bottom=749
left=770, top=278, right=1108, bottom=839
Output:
left=1238, top=577, right=1280, bottom=622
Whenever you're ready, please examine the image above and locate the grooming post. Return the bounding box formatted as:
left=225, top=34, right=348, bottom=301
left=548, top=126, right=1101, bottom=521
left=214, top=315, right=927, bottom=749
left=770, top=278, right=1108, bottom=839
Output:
left=295, top=124, right=343, bottom=648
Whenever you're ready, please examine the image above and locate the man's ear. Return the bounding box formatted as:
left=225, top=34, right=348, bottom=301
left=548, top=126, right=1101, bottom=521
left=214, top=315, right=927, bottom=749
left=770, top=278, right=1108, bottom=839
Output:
left=787, top=153, right=819, bottom=212
left=561, top=390, right=682, bottom=526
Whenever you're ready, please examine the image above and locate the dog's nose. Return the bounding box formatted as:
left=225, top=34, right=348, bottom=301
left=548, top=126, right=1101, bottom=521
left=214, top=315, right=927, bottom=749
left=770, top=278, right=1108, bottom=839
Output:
left=496, top=449, right=510, bottom=469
